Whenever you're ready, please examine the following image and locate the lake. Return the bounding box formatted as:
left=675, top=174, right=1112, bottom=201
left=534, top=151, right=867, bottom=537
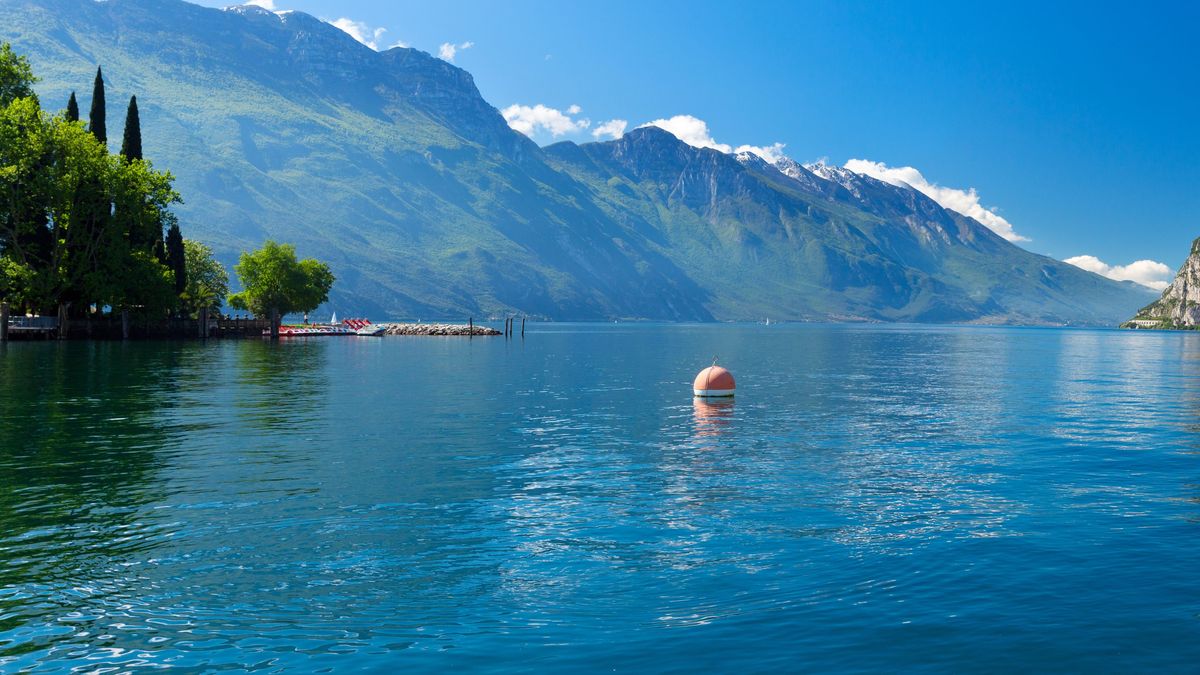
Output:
left=1, top=323, right=1198, bottom=672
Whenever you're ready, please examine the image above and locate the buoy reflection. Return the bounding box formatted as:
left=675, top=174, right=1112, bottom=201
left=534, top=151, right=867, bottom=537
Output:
left=693, top=397, right=735, bottom=438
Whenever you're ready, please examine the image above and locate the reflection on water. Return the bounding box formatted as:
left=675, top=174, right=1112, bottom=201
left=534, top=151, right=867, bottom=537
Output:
left=1, top=325, right=1199, bottom=672
left=0, top=343, right=191, bottom=663
left=233, top=340, right=329, bottom=433
left=692, top=397, right=734, bottom=440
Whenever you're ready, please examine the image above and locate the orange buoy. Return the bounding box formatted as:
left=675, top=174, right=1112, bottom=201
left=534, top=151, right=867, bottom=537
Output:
left=693, top=362, right=735, bottom=398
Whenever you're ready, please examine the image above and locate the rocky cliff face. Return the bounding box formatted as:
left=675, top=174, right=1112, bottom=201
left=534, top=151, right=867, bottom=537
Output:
left=1124, top=237, right=1200, bottom=328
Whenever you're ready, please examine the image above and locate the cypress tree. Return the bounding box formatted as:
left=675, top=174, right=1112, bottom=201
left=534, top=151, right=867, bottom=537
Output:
left=66, top=91, right=78, bottom=122
left=119, top=95, right=142, bottom=161
left=88, top=66, right=105, bottom=145
left=165, top=222, right=186, bottom=296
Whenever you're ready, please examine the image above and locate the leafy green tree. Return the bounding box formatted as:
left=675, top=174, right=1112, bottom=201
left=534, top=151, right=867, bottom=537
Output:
left=181, top=239, right=229, bottom=317
left=113, top=153, right=176, bottom=254
left=0, top=96, right=73, bottom=311
left=108, top=250, right=176, bottom=319
left=164, top=221, right=185, bottom=295
left=0, top=257, right=34, bottom=309
left=1, top=88, right=179, bottom=316
left=88, top=66, right=105, bottom=145
left=66, top=91, right=78, bottom=122
left=0, top=44, right=182, bottom=327
left=228, top=240, right=334, bottom=338
left=119, top=95, right=141, bottom=160
left=0, top=43, right=36, bottom=105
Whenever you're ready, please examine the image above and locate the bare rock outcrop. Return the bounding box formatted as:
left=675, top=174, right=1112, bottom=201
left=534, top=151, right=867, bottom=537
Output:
left=1124, top=237, right=1200, bottom=329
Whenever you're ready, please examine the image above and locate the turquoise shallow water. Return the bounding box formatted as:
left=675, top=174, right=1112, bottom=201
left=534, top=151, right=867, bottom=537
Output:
left=1, top=323, right=1198, bottom=672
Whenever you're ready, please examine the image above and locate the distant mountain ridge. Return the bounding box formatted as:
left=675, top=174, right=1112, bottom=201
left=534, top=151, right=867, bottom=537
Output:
left=0, top=0, right=1155, bottom=323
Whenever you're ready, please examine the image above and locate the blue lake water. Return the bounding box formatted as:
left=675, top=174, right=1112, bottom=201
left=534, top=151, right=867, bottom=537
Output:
left=1, top=323, right=1198, bottom=672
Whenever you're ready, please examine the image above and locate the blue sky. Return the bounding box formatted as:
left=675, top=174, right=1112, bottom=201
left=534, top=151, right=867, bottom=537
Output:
left=196, top=0, right=1200, bottom=287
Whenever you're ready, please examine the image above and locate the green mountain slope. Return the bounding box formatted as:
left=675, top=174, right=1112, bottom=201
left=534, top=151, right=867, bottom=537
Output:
left=0, top=0, right=1155, bottom=323
left=545, top=128, right=1153, bottom=323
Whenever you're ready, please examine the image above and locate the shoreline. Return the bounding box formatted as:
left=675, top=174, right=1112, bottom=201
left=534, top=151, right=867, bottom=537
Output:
left=379, top=323, right=501, bottom=336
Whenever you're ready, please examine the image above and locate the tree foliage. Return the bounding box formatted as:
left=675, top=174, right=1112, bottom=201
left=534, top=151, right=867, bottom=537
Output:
left=165, top=220, right=185, bottom=295
left=66, top=91, right=78, bottom=122
left=0, top=44, right=186, bottom=318
left=0, top=257, right=33, bottom=307
left=120, top=95, right=141, bottom=160
left=181, top=239, right=228, bottom=317
left=227, top=240, right=334, bottom=321
left=0, top=43, right=36, bottom=106
left=88, top=66, right=105, bottom=145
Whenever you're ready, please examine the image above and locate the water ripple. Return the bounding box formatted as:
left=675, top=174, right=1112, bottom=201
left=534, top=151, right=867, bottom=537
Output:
left=1, top=326, right=1199, bottom=671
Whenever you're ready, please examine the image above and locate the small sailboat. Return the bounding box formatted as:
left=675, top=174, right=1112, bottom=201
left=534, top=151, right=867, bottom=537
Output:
left=267, top=310, right=355, bottom=336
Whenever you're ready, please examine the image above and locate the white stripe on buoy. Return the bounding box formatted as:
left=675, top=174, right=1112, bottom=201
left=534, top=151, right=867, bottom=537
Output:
left=693, top=361, right=735, bottom=398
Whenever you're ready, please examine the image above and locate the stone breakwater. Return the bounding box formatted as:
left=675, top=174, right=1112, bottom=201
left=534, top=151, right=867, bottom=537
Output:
left=379, top=323, right=502, bottom=336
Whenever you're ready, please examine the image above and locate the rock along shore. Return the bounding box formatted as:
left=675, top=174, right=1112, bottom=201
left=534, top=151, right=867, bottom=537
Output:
left=379, top=323, right=501, bottom=336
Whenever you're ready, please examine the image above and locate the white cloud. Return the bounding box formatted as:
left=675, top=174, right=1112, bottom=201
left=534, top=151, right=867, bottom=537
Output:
left=502, top=103, right=590, bottom=138
left=330, top=18, right=388, bottom=50
left=641, top=115, right=732, bottom=153
left=844, top=159, right=1028, bottom=242
left=439, top=41, right=474, bottom=62
left=1063, top=255, right=1172, bottom=291
left=244, top=0, right=275, bottom=8
left=388, top=40, right=409, bottom=49
left=639, top=115, right=787, bottom=166
left=735, top=142, right=788, bottom=164
left=592, top=119, right=628, bottom=140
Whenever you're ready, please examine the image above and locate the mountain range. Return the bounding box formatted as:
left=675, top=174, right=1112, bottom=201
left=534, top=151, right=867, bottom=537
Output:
left=0, top=0, right=1155, bottom=322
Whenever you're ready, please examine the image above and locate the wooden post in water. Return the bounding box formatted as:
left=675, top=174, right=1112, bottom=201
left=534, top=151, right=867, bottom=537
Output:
left=469, top=317, right=473, bottom=338
left=270, top=308, right=280, bottom=340
left=57, top=303, right=68, bottom=340
left=121, top=309, right=130, bottom=340
left=0, top=301, right=8, bottom=343
left=199, top=308, right=208, bottom=339
left=521, top=316, right=525, bottom=338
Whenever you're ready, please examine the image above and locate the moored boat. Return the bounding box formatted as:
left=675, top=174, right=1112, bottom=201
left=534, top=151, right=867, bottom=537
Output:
left=267, top=323, right=353, bottom=337
left=263, top=315, right=384, bottom=337
left=345, top=318, right=385, bottom=336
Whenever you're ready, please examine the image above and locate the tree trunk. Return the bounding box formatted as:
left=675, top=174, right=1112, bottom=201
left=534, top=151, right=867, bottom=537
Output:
left=57, top=303, right=68, bottom=340
left=270, top=307, right=280, bottom=340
